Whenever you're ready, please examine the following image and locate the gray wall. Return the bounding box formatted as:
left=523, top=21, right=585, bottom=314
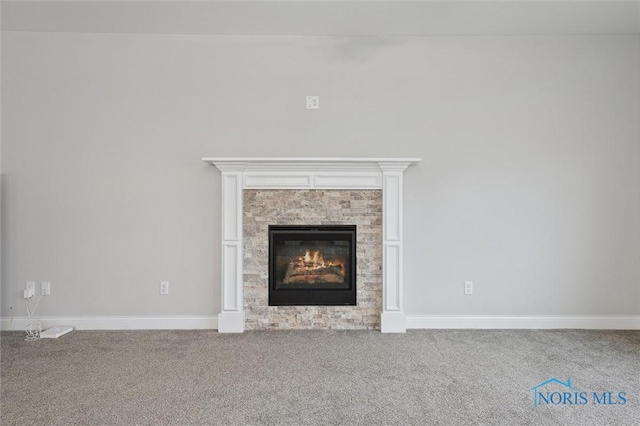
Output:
left=1, top=31, right=638, bottom=317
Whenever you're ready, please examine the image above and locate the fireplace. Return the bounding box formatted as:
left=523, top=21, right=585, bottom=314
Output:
left=204, top=157, right=420, bottom=332
left=269, top=225, right=357, bottom=306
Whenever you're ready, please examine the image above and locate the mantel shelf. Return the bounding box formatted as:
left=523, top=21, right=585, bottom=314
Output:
left=202, top=157, right=421, bottom=164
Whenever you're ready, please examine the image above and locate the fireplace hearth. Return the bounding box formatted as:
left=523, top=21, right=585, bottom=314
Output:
left=269, top=225, right=357, bottom=306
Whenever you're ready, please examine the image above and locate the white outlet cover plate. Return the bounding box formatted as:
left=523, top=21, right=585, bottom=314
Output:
left=41, top=326, right=73, bottom=338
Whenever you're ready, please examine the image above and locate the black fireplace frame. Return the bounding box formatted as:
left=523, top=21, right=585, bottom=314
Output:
left=268, top=225, right=357, bottom=306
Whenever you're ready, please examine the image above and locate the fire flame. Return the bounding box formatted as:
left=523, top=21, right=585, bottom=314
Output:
left=295, top=249, right=343, bottom=271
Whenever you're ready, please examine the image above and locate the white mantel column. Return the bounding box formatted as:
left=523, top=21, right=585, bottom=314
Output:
left=215, top=162, right=246, bottom=333
left=379, top=162, right=411, bottom=333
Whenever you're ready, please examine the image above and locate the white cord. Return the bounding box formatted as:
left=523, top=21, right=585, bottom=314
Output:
left=25, top=295, right=43, bottom=341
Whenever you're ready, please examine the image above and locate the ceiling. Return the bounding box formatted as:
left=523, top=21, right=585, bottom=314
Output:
left=2, top=1, right=639, bottom=36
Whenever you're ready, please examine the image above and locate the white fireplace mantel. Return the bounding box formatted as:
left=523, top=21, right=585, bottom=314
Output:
left=202, top=157, right=421, bottom=333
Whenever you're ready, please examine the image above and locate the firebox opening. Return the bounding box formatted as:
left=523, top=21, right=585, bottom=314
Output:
left=269, top=225, right=356, bottom=306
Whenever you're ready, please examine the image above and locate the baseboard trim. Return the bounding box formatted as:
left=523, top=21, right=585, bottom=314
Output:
left=0, top=315, right=218, bottom=331
left=406, top=315, right=640, bottom=330
left=2, top=315, right=637, bottom=331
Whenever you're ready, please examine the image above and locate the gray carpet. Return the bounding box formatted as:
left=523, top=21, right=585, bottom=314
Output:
left=1, top=329, right=639, bottom=425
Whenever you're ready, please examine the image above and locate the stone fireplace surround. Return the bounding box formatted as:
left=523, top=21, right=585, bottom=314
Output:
left=245, top=190, right=380, bottom=329
left=202, top=158, right=421, bottom=333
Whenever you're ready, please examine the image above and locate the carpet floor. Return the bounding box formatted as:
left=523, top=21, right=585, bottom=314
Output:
left=1, top=329, right=639, bottom=425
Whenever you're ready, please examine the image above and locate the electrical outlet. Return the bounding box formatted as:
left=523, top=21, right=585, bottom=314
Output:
left=160, top=281, right=169, bottom=295
left=24, top=282, right=36, bottom=298
left=41, top=282, right=51, bottom=296
left=464, top=281, right=473, bottom=295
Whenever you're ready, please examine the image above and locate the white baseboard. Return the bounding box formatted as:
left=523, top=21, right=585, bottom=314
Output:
left=0, top=315, right=218, bottom=331
left=2, top=315, right=637, bottom=332
left=406, top=315, right=640, bottom=330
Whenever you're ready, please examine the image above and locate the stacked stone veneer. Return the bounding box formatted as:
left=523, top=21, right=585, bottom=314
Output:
left=243, top=190, right=382, bottom=330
